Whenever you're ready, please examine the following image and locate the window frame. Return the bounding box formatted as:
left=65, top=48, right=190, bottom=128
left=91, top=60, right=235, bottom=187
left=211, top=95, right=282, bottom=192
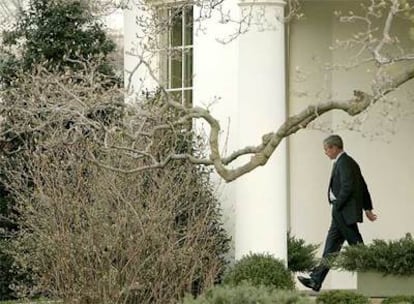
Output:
left=158, top=5, right=194, bottom=108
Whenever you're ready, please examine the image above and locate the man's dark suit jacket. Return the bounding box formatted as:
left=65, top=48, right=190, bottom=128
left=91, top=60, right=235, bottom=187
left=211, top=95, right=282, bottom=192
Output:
left=329, top=152, right=373, bottom=225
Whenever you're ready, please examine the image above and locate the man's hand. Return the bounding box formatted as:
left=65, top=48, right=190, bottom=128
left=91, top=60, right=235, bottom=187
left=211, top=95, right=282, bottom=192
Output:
left=365, top=209, right=378, bottom=222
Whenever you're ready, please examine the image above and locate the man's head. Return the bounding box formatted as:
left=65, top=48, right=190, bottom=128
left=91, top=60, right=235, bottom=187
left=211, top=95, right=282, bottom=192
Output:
left=323, top=135, right=343, bottom=160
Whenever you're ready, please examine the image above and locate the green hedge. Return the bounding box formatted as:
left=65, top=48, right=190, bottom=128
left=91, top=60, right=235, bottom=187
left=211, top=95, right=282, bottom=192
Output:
left=0, top=239, right=16, bottom=301
left=316, top=290, right=369, bottom=304
left=288, top=232, right=319, bottom=272
left=182, top=283, right=312, bottom=304
left=223, top=253, right=295, bottom=290
left=334, top=233, right=414, bottom=276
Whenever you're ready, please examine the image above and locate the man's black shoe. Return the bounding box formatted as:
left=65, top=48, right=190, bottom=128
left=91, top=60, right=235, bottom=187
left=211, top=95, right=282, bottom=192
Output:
left=297, top=275, right=321, bottom=292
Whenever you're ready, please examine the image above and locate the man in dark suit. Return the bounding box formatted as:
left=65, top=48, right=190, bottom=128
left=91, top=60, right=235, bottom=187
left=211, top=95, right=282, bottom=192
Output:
left=297, top=134, right=377, bottom=292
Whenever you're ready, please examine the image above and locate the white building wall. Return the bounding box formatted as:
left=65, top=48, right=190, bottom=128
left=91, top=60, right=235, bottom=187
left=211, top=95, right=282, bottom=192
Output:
left=192, top=0, right=240, bottom=251
left=123, top=4, right=160, bottom=97
left=124, top=0, right=414, bottom=291
left=288, top=0, right=338, bottom=288
left=125, top=0, right=290, bottom=261
left=289, top=0, right=414, bottom=290
left=235, top=0, right=287, bottom=260
left=193, top=0, right=288, bottom=261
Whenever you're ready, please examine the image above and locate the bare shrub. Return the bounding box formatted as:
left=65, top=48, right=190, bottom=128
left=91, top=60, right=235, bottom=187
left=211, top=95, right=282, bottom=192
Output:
left=1, top=67, right=229, bottom=304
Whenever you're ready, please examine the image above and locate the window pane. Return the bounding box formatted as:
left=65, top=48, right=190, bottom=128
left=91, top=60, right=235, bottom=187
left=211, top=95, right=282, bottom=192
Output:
left=183, top=89, right=193, bottom=108
left=169, top=91, right=182, bottom=104
left=184, top=49, right=193, bottom=88
left=159, top=49, right=168, bottom=86
left=170, top=51, right=183, bottom=88
left=184, top=7, right=193, bottom=46
left=171, top=9, right=183, bottom=47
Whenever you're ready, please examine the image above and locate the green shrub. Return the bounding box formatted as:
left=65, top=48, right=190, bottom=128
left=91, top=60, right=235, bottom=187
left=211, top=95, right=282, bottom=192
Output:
left=0, top=0, right=118, bottom=86
left=316, top=290, right=369, bottom=304
left=182, top=283, right=312, bottom=304
left=334, top=233, right=414, bottom=276
left=0, top=238, right=31, bottom=301
left=0, top=239, right=14, bottom=300
left=382, top=295, right=414, bottom=304
left=223, top=253, right=295, bottom=290
left=288, top=232, right=319, bottom=272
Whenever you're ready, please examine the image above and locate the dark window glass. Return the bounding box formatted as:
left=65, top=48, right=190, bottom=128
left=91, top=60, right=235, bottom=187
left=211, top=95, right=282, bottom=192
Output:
left=184, top=7, right=193, bottom=46
left=170, top=52, right=183, bottom=88
left=171, top=9, right=183, bottom=47
left=184, top=49, right=192, bottom=88
left=183, top=89, right=192, bottom=108
left=162, top=6, right=193, bottom=105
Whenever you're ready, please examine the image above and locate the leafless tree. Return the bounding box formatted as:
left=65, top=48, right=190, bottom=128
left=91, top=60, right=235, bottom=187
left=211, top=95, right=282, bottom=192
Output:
left=120, top=0, right=414, bottom=182
left=2, top=1, right=414, bottom=181
left=1, top=66, right=229, bottom=303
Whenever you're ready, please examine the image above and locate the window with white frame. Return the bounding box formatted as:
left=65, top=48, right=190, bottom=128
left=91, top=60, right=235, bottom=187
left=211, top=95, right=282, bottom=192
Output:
left=159, top=6, right=193, bottom=108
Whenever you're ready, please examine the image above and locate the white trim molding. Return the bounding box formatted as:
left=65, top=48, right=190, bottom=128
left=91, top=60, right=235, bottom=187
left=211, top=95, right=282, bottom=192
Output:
left=239, top=0, right=286, bottom=6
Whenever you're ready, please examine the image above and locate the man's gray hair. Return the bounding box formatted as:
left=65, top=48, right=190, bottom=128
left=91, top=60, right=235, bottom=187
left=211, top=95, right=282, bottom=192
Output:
left=323, top=135, right=343, bottom=149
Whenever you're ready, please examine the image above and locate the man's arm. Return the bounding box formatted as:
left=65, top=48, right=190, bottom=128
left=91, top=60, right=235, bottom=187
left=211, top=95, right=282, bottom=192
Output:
left=362, top=174, right=377, bottom=221
left=362, top=176, right=373, bottom=210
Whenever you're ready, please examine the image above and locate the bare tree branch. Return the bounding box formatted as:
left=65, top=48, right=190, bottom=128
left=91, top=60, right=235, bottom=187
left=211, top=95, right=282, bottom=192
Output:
left=2, top=0, right=414, bottom=184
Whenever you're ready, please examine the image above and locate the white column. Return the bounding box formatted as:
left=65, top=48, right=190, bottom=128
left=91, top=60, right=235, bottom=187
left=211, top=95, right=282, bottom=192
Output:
left=235, top=0, right=288, bottom=262
left=123, top=4, right=159, bottom=98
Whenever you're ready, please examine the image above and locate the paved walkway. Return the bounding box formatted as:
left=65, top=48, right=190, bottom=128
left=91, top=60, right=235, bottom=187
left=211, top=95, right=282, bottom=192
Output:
left=303, top=291, right=385, bottom=303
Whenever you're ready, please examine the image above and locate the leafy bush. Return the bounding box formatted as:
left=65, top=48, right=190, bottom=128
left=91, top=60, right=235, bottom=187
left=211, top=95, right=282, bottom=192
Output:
left=182, top=283, right=312, bottom=304
left=316, top=290, right=369, bottom=304
left=382, top=295, right=414, bottom=304
left=223, top=253, right=295, bottom=290
left=287, top=232, right=319, bottom=272
left=334, top=233, right=414, bottom=276
left=0, top=188, right=16, bottom=300
left=0, top=0, right=118, bottom=86
left=0, top=239, right=14, bottom=300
